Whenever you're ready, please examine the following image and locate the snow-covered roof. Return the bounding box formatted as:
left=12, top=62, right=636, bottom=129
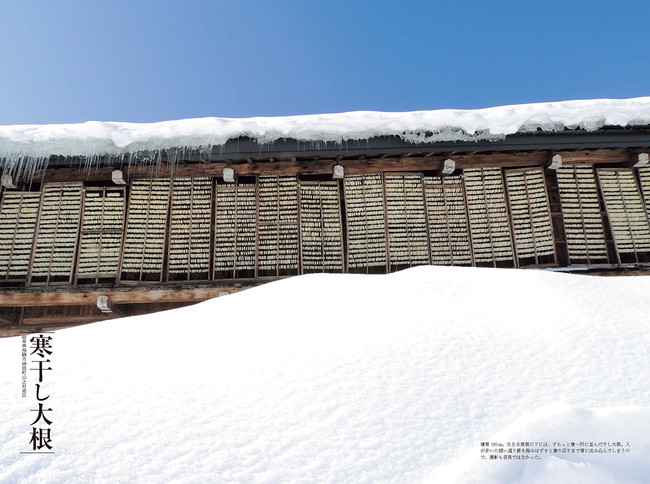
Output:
left=2, top=97, right=650, bottom=160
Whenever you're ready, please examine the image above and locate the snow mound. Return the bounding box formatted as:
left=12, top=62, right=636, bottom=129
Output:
left=1, top=97, right=650, bottom=159
left=1, top=266, right=650, bottom=483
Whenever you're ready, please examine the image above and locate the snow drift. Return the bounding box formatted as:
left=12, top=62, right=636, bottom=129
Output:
left=1, top=266, right=650, bottom=483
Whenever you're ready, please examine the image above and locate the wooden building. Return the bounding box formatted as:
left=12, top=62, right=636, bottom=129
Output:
left=2, top=106, right=650, bottom=336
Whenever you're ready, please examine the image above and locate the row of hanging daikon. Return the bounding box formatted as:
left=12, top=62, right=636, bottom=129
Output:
left=2, top=167, right=650, bottom=286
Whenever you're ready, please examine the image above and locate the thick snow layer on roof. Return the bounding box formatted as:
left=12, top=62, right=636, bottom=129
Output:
left=1, top=97, right=650, bottom=159
left=1, top=266, right=649, bottom=483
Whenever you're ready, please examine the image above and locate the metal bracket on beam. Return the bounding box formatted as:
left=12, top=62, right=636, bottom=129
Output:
left=333, top=164, right=344, bottom=179
left=223, top=167, right=236, bottom=183
left=97, top=296, right=112, bottom=313
left=97, top=296, right=124, bottom=317
left=547, top=154, right=562, bottom=170
left=633, top=153, right=649, bottom=168
left=439, top=159, right=456, bottom=176
left=111, top=170, right=126, bottom=185
left=1, top=173, right=17, bottom=189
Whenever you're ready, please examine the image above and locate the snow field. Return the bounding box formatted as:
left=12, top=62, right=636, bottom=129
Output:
left=1, top=265, right=649, bottom=483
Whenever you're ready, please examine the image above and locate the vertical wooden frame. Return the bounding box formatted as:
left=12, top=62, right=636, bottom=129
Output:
left=555, top=165, right=609, bottom=266
left=539, top=170, right=560, bottom=266
left=0, top=191, right=41, bottom=286
left=504, top=167, right=557, bottom=267
left=209, top=176, right=217, bottom=280
left=28, top=182, right=84, bottom=286
left=0, top=191, right=42, bottom=286
left=637, top=166, right=650, bottom=212
left=384, top=173, right=429, bottom=272
left=423, top=175, right=473, bottom=267
left=543, top=170, right=569, bottom=267
left=381, top=173, right=391, bottom=272
left=167, top=177, right=212, bottom=282
left=296, top=178, right=303, bottom=275
left=298, top=180, right=345, bottom=274
left=213, top=180, right=257, bottom=280
left=75, top=186, right=126, bottom=285
left=336, top=178, right=348, bottom=274
left=213, top=181, right=233, bottom=279
left=596, top=168, right=650, bottom=264
left=463, top=168, right=515, bottom=268
left=335, top=181, right=346, bottom=272
left=343, top=173, right=389, bottom=274
left=254, top=176, right=260, bottom=279
left=256, top=175, right=299, bottom=277
left=467, top=169, right=495, bottom=266
left=501, top=170, right=520, bottom=267
left=119, top=179, right=171, bottom=283
left=419, top=178, right=434, bottom=266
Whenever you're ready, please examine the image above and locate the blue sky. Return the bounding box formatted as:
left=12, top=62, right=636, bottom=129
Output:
left=1, top=0, right=649, bottom=124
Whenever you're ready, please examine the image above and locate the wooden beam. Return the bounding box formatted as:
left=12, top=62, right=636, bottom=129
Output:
left=0, top=284, right=256, bottom=307
left=32, top=148, right=634, bottom=183
left=22, top=314, right=113, bottom=325
left=555, top=149, right=628, bottom=164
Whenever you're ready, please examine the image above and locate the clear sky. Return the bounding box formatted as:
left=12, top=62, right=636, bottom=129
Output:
left=1, top=0, right=649, bottom=124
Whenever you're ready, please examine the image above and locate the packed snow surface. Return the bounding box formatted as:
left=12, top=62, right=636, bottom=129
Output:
left=1, top=266, right=650, bottom=483
left=2, top=97, right=650, bottom=160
